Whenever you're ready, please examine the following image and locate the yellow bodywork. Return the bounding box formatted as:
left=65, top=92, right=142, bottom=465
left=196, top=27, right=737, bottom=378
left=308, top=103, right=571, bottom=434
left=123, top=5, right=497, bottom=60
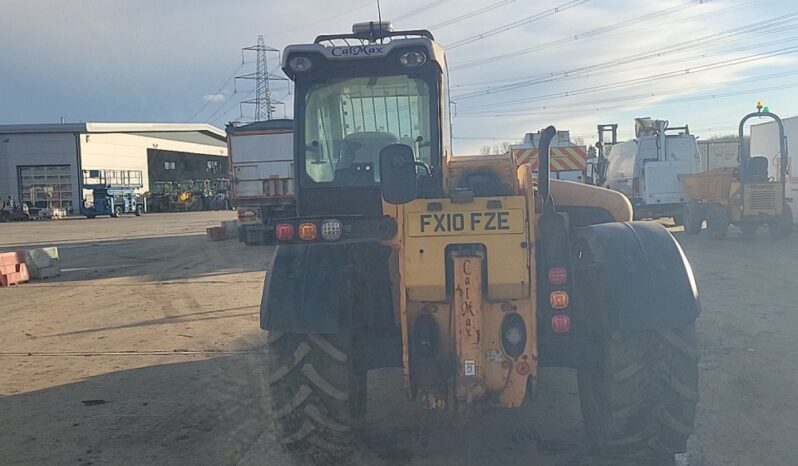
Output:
left=385, top=153, right=632, bottom=410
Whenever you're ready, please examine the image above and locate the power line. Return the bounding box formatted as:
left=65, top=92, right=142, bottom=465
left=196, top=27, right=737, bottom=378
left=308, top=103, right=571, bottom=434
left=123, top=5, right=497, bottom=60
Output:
left=426, top=0, right=517, bottom=30
left=187, top=62, right=245, bottom=122
left=261, top=1, right=374, bottom=38
left=457, top=45, right=798, bottom=113
left=445, top=0, right=591, bottom=49
left=393, top=0, right=450, bottom=22
left=452, top=12, right=798, bottom=99
left=451, top=0, right=708, bottom=70
left=206, top=90, right=254, bottom=124
left=455, top=81, right=798, bottom=118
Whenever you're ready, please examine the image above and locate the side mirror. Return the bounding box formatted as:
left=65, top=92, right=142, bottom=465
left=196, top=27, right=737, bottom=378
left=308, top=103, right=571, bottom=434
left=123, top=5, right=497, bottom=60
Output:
left=379, top=144, right=417, bottom=205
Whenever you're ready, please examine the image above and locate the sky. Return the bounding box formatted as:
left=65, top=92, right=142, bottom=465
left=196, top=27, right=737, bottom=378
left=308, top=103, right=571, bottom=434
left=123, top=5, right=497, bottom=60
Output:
left=1, top=0, right=797, bottom=153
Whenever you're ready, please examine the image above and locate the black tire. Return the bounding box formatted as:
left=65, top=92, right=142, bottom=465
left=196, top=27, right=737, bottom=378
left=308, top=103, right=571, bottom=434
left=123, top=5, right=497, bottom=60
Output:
left=739, top=223, right=759, bottom=238
left=769, top=205, right=793, bottom=239
left=683, top=202, right=704, bottom=235
left=267, top=330, right=362, bottom=464
left=135, top=204, right=143, bottom=216
left=112, top=206, right=123, bottom=218
left=86, top=215, right=96, bottom=219
left=578, top=324, right=698, bottom=460
left=706, top=203, right=728, bottom=240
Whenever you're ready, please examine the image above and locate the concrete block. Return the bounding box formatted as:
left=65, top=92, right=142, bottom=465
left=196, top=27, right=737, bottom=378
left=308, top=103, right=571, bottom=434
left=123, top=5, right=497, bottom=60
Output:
left=34, top=264, right=62, bottom=279
left=220, top=220, right=238, bottom=238
left=25, top=247, right=61, bottom=279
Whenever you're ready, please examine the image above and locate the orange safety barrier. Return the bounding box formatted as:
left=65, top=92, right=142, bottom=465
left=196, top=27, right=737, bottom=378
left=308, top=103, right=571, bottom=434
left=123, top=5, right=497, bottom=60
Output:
left=512, top=146, right=588, bottom=172
left=0, top=251, right=29, bottom=286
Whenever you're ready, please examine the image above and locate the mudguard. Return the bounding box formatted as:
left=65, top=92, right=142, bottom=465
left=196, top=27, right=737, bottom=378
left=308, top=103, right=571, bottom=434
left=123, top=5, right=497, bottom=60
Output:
left=260, top=244, right=349, bottom=334
left=574, top=221, right=700, bottom=330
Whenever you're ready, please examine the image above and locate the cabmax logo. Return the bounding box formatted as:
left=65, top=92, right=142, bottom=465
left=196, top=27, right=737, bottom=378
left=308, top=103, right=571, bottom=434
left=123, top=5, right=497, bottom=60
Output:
left=330, top=45, right=386, bottom=57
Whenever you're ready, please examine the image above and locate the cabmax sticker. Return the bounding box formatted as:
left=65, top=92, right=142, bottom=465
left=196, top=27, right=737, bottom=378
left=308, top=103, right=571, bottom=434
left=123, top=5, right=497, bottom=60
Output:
left=330, top=45, right=386, bottom=58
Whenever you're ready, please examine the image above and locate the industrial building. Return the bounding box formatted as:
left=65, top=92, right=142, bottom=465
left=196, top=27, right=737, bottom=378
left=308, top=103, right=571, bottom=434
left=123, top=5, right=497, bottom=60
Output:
left=0, top=123, right=228, bottom=213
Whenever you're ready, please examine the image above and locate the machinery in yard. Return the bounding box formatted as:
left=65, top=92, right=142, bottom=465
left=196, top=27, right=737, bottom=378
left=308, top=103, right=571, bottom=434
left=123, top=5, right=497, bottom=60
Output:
left=176, top=180, right=197, bottom=211
left=209, top=178, right=232, bottom=210
left=80, top=169, right=144, bottom=218
left=226, top=119, right=296, bottom=245
left=146, top=181, right=178, bottom=212
left=602, top=118, right=702, bottom=223
left=261, top=22, right=700, bottom=465
left=681, top=103, right=792, bottom=239
left=586, top=123, right=617, bottom=185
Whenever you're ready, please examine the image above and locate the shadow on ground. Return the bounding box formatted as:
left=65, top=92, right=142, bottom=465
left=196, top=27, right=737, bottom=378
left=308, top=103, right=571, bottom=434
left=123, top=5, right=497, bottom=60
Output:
left=1, top=233, right=272, bottom=284
left=0, top=353, right=671, bottom=466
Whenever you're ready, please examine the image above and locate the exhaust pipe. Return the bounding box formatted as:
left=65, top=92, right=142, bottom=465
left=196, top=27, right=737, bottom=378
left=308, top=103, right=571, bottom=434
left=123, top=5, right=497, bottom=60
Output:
left=538, top=125, right=557, bottom=210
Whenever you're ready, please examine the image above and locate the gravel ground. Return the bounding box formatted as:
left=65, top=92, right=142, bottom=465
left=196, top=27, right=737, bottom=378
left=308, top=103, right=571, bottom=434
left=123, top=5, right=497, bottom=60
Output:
left=1, top=212, right=796, bottom=465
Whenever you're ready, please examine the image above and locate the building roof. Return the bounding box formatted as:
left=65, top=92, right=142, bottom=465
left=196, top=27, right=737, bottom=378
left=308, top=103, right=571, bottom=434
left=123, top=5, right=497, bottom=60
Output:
left=226, top=119, right=293, bottom=134
left=0, top=122, right=227, bottom=145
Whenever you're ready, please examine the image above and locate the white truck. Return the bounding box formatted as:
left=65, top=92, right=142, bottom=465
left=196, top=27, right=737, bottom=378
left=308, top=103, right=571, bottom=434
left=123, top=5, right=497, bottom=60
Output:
left=226, top=119, right=296, bottom=245
left=750, top=114, right=797, bottom=224
left=603, top=118, right=702, bottom=221
left=510, top=130, right=587, bottom=182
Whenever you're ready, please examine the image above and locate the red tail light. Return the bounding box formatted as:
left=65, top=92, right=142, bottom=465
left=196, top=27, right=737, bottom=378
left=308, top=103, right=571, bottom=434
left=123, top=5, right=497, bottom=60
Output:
left=275, top=223, right=294, bottom=241
left=515, top=361, right=531, bottom=376
left=237, top=210, right=256, bottom=218
left=551, top=314, right=571, bottom=333
left=548, top=266, right=567, bottom=285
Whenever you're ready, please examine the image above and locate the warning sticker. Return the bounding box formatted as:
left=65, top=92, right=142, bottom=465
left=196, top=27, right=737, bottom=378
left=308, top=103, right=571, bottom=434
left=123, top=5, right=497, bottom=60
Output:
left=464, top=360, right=476, bottom=376
left=486, top=350, right=503, bottom=362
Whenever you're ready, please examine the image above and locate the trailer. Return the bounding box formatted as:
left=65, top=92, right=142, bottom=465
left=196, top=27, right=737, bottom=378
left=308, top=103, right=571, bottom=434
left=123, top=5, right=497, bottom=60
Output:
left=226, top=119, right=296, bottom=245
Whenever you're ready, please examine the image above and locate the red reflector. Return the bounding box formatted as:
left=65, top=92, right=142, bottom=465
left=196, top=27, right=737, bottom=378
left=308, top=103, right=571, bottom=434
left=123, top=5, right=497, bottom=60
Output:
left=548, top=266, right=567, bottom=285
left=515, top=361, right=531, bottom=376
left=551, top=314, right=571, bottom=333
left=275, top=223, right=294, bottom=241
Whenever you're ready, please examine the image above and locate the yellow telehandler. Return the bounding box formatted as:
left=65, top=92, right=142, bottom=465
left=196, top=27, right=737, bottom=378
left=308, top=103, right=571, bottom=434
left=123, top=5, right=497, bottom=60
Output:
left=261, top=21, right=700, bottom=464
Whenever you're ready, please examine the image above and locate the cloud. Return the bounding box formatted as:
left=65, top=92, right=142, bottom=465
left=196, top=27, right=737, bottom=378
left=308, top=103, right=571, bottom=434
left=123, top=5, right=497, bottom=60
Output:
left=202, top=94, right=226, bottom=103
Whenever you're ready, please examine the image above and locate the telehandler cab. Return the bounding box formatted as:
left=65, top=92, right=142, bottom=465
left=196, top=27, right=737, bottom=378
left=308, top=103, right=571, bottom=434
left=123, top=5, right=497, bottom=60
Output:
left=261, top=21, right=700, bottom=464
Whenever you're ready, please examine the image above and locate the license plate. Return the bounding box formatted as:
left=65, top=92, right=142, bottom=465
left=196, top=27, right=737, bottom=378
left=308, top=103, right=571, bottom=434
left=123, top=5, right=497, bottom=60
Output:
left=408, top=209, right=524, bottom=237
left=238, top=217, right=261, bottom=225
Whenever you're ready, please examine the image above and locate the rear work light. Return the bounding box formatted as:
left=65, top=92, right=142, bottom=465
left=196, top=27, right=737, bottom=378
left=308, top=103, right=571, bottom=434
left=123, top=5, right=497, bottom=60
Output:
left=400, top=51, right=426, bottom=68
left=320, top=219, right=342, bottom=241
left=298, top=223, right=318, bottom=241
left=275, top=223, right=294, bottom=241
left=548, top=266, right=567, bottom=285
left=550, top=291, right=569, bottom=310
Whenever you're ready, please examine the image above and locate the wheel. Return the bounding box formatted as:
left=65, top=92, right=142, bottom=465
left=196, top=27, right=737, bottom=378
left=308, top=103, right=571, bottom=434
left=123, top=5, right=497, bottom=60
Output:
left=769, top=205, right=793, bottom=239
left=266, top=328, right=363, bottom=464
left=575, top=226, right=699, bottom=461
left=706, top=203, right=729, bottom=240
left=683, top=202, right=704, bottom=235
left=578, top=324, right=698, bottom=460
left=86, top=215, right=96, bottom=219
left=112, top=206, right=123, bottom=218
left=135, top=204, right=143, bottom=216
left=739, top=223, right=759, bottom=238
